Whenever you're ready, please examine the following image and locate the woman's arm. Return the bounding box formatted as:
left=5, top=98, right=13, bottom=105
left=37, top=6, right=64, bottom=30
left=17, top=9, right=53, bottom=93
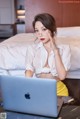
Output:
left=53, top=47, right=67, bottom=80
left=25, top=70, right=34, bottom=77
left=25, top=45, right=35, bottom=78
left=48, top=33, right=67, bottom=80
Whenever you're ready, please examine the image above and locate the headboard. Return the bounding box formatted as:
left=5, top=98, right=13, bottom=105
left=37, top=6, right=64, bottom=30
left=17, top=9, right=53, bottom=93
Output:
left=25, top=0, right=80, bottom=32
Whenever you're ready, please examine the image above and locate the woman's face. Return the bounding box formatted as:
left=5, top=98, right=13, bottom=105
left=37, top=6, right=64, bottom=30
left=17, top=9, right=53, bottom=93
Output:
left=34, top=21, right=51, bottom=44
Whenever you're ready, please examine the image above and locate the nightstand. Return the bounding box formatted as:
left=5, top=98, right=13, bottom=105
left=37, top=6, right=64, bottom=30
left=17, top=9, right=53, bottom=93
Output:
left=16, top=24, right=25, bottom=34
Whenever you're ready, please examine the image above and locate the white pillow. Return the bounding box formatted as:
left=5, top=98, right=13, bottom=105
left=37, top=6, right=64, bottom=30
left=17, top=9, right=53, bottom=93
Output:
left=57, top=27, right=80, bottom=37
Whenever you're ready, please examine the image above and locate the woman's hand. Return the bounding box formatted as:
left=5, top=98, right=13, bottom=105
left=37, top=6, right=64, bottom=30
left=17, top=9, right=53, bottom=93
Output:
left=25, top=70, right=33, bottom=77
left=47, top=30, right=66, bottom=80
left=47, top=31, right=58, bottom=51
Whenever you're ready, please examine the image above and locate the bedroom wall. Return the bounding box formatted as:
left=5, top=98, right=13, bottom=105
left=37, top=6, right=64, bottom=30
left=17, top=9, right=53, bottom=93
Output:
left=25, top=0, right=80, bottom=32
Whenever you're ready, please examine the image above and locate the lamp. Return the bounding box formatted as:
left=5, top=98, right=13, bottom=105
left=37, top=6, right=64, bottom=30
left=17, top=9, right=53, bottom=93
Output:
left=17, top=5, right=25, bottom=14
left=17, top=5, right=25, bottom=24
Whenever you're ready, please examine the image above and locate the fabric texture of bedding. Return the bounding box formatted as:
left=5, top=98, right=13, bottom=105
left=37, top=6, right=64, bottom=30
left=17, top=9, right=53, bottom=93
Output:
left=0, top=33, right=36, bottom=70
left=56, top=36, right=80, bottom=71
left=57, top=26, right=80, bottom=37
left=0, top=27, right=80, bottom=78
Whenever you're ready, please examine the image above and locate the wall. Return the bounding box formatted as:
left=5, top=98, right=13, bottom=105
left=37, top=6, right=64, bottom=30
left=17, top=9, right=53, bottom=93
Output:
left=17, top=0, right=25, bottom=9
left=25, top=0, right=80, bottom=32
left=0, top=0, right=15, bottom=24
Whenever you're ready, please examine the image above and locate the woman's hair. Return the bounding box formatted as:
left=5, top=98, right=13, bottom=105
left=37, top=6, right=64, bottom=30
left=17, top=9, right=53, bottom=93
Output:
left=32, top=13, right=57, bottom=36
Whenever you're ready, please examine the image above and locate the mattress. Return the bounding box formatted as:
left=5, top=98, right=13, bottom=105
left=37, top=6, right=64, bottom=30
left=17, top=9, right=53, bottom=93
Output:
left=66, top=70, right=80, bottom=79
left=0, top=69, right=80, bottom=79
left=0, top=69, right=25, bottom=77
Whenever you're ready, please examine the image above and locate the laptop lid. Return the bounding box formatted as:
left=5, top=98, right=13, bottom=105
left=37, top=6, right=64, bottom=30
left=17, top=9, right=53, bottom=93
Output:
left=0, top=75, right=62, bottom=118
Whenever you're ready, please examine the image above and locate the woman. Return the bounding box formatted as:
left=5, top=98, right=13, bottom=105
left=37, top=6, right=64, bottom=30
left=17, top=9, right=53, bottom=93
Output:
left=25, top=13, right=71, bottom=96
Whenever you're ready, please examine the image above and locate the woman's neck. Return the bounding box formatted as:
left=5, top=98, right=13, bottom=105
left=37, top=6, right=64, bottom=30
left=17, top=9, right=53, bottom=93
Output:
left=43, top=40, right=51, bottom=49
left=43, top=41, right=52, bottom=53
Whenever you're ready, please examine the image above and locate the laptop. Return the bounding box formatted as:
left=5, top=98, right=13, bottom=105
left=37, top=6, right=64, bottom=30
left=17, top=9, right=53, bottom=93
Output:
left=0, top=75, right=63, bottom=118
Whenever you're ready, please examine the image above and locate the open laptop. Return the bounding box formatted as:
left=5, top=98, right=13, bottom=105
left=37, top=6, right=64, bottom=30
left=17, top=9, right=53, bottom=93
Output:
left=0, top=75, right=63, bottom=118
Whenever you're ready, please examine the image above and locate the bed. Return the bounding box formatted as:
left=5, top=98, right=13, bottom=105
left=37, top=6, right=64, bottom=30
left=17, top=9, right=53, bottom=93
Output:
left=0, top=27, right=80, bottom=77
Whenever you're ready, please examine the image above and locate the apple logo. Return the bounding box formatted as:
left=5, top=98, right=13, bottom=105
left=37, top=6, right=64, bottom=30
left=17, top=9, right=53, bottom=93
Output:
left=25, top=93, right=30, bottom=99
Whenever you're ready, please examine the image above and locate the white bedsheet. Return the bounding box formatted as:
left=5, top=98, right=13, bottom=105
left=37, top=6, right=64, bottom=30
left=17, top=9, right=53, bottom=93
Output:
left=0, top=69, right=9, bottom=75
left=66, top=70, right=80, bottom=79
left=0, top=33, right=36, bottom=70
left=0, top=44, right=28, bottom=70
left=56, top=36, right=80, bottom=71
left=8, top=70, right=25, bottom=77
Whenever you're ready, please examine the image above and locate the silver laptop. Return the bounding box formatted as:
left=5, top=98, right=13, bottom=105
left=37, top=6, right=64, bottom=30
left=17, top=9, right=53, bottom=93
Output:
left=0, top=75, right=63, bottom=118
